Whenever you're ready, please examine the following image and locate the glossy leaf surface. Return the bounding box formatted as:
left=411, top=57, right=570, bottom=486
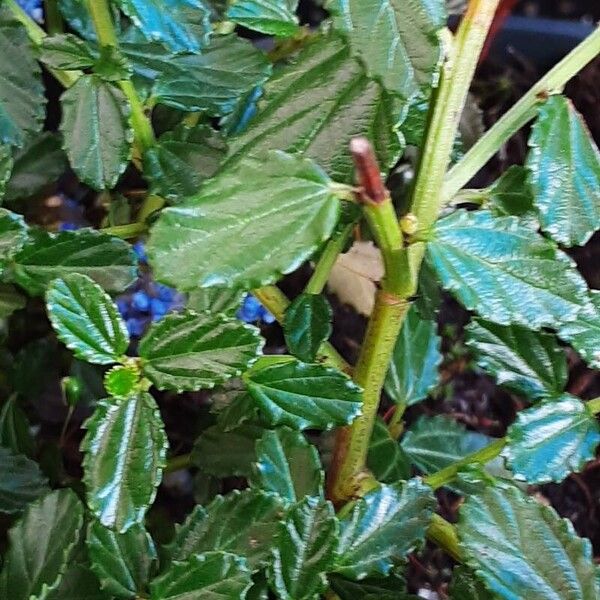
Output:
left=505, top=395, right=600, bottom=484
left=283, top=293, right=332, bottom=363
left=13, top=229, right=138, bottom=295
left=187, top=287, right=244, bottom=317
left=243, top=356, right=362, bottom=430
left=465, top=318, right=567, bottom=399
left=0, top=489, right=84, bottom=599
left=527, top=95, right=600, bottom=246
left=46, top=273, right=129, bottom=365
left=269, top=497, right=338, bottom=600
left=0, top=208, right=28, bottom=274
left=458, top=485, right=598, bottom=599
left=334, top=480, right=435, bottom=580
left=427, top=209, right=588, bottom=328
left=559, top=290, right=600, bottom=369
left=139, top=310, right=262, bottom=391
left=81, top=393, right=168, bottom=532
left=0, top=447, right=49, bottom=514
left=367, top=418, right=411, bottom=483
left=250, top=426, right=323, bottom=503
left=148, top=151, right=340, bottom=291
left=486, top=165, right=536, bottom=223
left=384, top=305, right=441, bottom=407
left=226, top=0, right=299, bottom=36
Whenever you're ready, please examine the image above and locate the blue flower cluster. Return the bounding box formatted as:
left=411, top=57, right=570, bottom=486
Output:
left=237, top=294, right=275, bottom=325
left=16, top=0, right=43, bottom=22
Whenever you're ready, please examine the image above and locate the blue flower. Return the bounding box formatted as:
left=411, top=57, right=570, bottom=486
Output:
left=16, top=0, right=43, bottom=22
left=237, top=294, right=275, bottom=324
left=133, top=241, right=147, bottom=263
left=126, top=317, right=145, bottom=338
left=58, top=222, right=79, bottom=231
left=131, top=291, right=150, bottom=312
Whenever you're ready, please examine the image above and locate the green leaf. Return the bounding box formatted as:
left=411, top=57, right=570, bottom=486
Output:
left=13, top=228, right=138, bottom=295
left=116, top=0, right=211, bottom=53
left=0, top=447, right=49, bottom=514
left=505, top=395, right=600, bottom=484
left=0, top=143, right=12, bottom=198
left=283, top=293, right=332, bottom=363
left=226, top=34, right=404, bottom=184
left=93, top=45, right=134, bottom=82
left=0, top=284, right=25, bottom=318
left=81, top=393, right=168, bottom=532
left=0, top=208, right=28, bottom=274
left=139, top=310, right=263, bottom=392
left=45, top=563, right=107, bottom=600
left=486, top=165, right=536, bottom=223
left=41, top=33, right=96, bottom=70
left=250, top=427, right=323, bottom=503
left=326, top=0, right=445, bottom=97
left=559, top=290, right=600, bottom=370
left=153, top=35, right=272, bottom=116
left=143, top=123, right=227, bottom=201
left=4, top=133, right=67, bottom=201
left=400, top=416, right=493, bottom=492
left=104, top=364, right=140, bottom=399
left=211, top=380, right=264, bottom=431
left=192, top=424, right=264, bottom=477
left=148, top=151, right=340, bottom=291
left=226, top=0, right=299, bottom=36
left=58, top=0, right=120, bottom=41
left=269, top=497, right=338, bottom=600
left=465, top=318, right=567, bottom=400
left=334, top=480, right=435, bottom=580
left=150, top=551, right=252, bottom=600
left=0, top=12, right=45, bottom=147
left=243, top=356, right=363, bottom=431
left=170, top=489, right=284, bottom=569
left=458, top=484, right=598, bottom=599
left=46, top=273, right=129, bottom=365
left=60, top=76, right=133, bottom=190
left=187, top=287, right=244, bottom=317
left=87, top=520, right=157, bottom=598
left=0, top=489, right=84, bottom=599
left=0, top=396, right=34, bottom=456
left=427, top=209, right=589, bottom=329
left=449, top=565, right=497, bottom=600
left=330, top=573, right=416, bottom=600
left=367, top=418, right=411, bottom=483
left=527, top=95, right=600, bottom=246
left=384, top=305, right=441, bottom=407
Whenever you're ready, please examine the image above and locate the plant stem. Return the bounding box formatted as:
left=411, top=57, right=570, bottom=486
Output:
left=43, top=0, right=63, bottom=34
left=252, top=285, right=351, bottom=375
left=427, top=514, right=462, bottom=561
left=101, top=222, right=147, bottom=239
left=85, top=0, right=156, bottom=152
left=305, top=223, right=353, bottom=295
left=443, top=25, right=600, bottom=201
left=164, top=453, right=192, bottom=474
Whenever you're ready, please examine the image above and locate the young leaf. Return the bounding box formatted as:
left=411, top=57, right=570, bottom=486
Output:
left=243, top=356, right=363, bottom=431
left=143, top=123, right=227, bottom=201
left=283, top=293, right=332, bottom=363
left=226, top=0, right=299, bottom=36
left=0, top=208, right=28, bottom=274
left=81, top=393, right=168, bottom=532
left=0, top=12, right=45, bottom=147
left=154, top=35, right=272, bottom=116
left=0, top=447, right=49, bottom=514
left=13, top=228, right=138, bottom=295
left=504, top=395, right=600, bottom=484
left=458, top=485, right=598, bottom=599
left=334, top=480, right=435, bottom=580
left=87, top=520, right=157, bottom=598
left=46, top=273, right=129, bottom=365
left=0, top=489, right=84, bottom=599
left=0, top=396, right=34, bottom=456
left=367, top=418, right=411, bottom=483
left=226, top=35, right=404, bottom=184
left=4, top=132, right=67, bottom=201
left=465, top=319, right=567, bottom=400
left=250, top=427, right=323, bottom=503
left=170, top=489, right=284, bottom=569
left=116, top=0, right=211, bottom=53
left=139, top=310, right=263, bottom=391
left=486, top=165, right=536, bottom=223
left=269, top=497, right=338, bottom=600
left=427, top=209, right=589, bottom=329
left=150, top=551, right=252, bottom=600
left=192, top=424, right=264, bottom=477
left=527, top=95, right=600, bottom=246
left=148, top=151, right=341, bottom=291
left=559, top=290, right=600, bottom=370
left=384, top=305, right=441, bottom=407
left=60, top=76, right=133, bottom=190
left=41, top=33, right=96, bottom=70
left=326, top=0, right=445, bottom=98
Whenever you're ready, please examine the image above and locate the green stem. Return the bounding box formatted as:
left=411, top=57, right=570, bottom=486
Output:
left=305, top=223, right=353, bottom=295
left=85, top=0, right=155, bottom=152
left=252, top=285, right=351, bottom=375
left=443, top=25, right=600, bottom=201
left=387, top=403, right=406, bottom=440
left=101, top=222, right=147, bottom=239
left=43, top=0, right=63, bottom=34
left=427, top=514, right=462, bottom=562
left=164, top=453, right=192, bottom=474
